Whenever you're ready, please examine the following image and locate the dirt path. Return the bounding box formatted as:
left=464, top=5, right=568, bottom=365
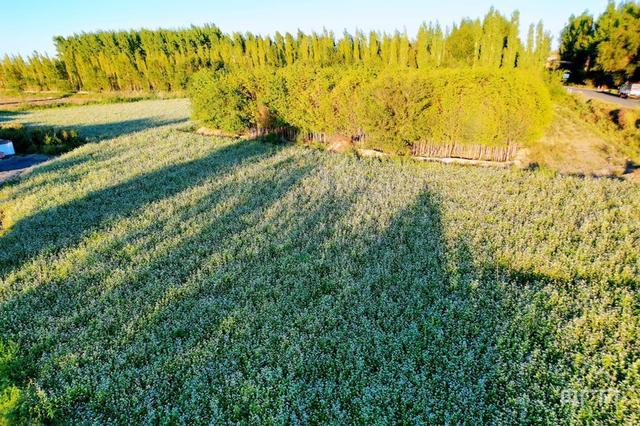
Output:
left=0, top=96, right=65, bottom=107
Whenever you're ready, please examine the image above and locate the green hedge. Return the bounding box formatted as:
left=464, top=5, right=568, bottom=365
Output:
left=189, top=66, right=552, bottom=155
left=189, top=70, right=255, bottom=133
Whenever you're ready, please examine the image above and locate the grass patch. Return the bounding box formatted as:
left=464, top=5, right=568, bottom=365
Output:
left=562, top=95, right=640, bottom=162
left=0, top=100, right=638, bottom=423
left=0, top=340, right=21, bottom=426
left=0, top=98, right=190, bottom=140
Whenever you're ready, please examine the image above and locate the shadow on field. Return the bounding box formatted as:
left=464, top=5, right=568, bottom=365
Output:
left=19, top=116, right=189, bottom=140
left=1, top=147, right=567, bottom=422
left=0, top=139, right=283, bottom=277
left=0, top=110, right=27, bottom=123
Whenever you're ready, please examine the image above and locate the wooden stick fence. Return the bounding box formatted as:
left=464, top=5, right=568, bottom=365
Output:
left=247, top=126, right=299, bottom=141
left=411, top=142, right=518, bottom=162
left=247, top=127, right=518, bottom=162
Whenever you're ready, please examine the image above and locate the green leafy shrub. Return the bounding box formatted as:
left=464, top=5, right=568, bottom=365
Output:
left=189, top=66, right=552, bottom=155
left=269, top=65, right=334, bottom=135
left=0, top=123, right=85, bottom=155
left=361, top=68, right=553, bottom=153
left=328, top=66, right=376, bottom=137
left=248, top=67, right=289, bottom=130
left=424, top=69, right=552, bottom=147
left=188, top=69, right=256, bottom=134
left=356, top=70, right=433, bottom=154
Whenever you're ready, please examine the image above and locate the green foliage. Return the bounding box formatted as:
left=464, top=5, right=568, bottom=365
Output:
left=0, top=340, right=19, bottom=425
left=189, top=69, right=255, bottom=133
left=559, top=13, right=597, bottom=80
left=274, top=65, right=333, bottom=133
left=432, top=69, right=551, bottom=147
left=0, top=103, right=638, bottom=422
left=327, top=67, right=376, bottom=136
left=559, top=1, right=640, bottom=84
left=0, top=53, right=69, bottom=92
left=189, top=66, right=552, bottom=154
left=478, top=8, right=511, bottom=68
left=359, top=69, right=552, bottom=152
left=0, top=340, right=35, bottom=425
left=0, top=123, right=85, bottom=155
left=0, top=9, right=553, bottom=93
left=595, top=1, right=640, bottom=83
left=357, top=70, right=433, bottom=154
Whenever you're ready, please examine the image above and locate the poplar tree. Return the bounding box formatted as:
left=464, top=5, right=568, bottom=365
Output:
left=1, top=9, right=554, bottom=92
left=503, top=11, right=521, bottom=68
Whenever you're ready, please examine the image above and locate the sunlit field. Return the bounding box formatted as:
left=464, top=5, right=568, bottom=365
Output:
left=0, top=98, right=190, bottom=139
left=0, top=101, right=638, bottom=424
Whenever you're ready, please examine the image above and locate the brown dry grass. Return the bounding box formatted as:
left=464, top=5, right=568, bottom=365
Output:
left=529, top=103, right=629, bottom=177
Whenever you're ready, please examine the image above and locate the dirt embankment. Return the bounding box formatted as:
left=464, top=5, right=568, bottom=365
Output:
left=530, top=100, right=640, bottom=179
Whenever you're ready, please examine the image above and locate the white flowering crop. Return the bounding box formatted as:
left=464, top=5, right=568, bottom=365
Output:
left=0, top=100, right=638, bottom=424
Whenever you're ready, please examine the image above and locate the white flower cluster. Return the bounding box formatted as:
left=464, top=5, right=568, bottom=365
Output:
left=0, top=100, right=638, bottom=424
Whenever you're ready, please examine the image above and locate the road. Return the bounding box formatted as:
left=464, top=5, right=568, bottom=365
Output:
left=568, top=87, right=639, bottom=108
left=0, top=154, right=51, bottom=184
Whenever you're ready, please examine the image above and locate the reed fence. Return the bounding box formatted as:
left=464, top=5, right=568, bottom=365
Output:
left=247, top=127, right=518, bottom=162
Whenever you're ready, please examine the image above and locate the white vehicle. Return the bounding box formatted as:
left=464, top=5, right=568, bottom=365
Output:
left=0, top=140, right=15, bottom=157
left=619, top=82, right=640, bottom=98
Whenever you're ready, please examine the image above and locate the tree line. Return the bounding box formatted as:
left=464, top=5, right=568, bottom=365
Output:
left=0, top=8, right=551, bottom=92
left=559, top=1, right=639, bottom=85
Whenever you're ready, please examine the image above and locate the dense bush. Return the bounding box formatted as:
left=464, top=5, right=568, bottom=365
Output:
left=189, top=69, right=256, bottom=133
left=434, top=69, right=551, bottom=146
left=356, top=71, right=433, bottom=153
left=0, top=123, right=85, bottom=155
left=189, top=66, right=552, bottom=155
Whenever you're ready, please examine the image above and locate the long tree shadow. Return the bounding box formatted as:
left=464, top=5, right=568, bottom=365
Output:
left=1, top=153, right=317, bottom=339
left=0, top=139, right=284, bottom=278
left=0, top=110, right=27, bottom=123
left=0, top=154, right=619, bottom=423
left=109, top=180, right=568, bottom=423
left=0, top=147, right=321, bottom=422
left=19, top=117, right=189, bottom=140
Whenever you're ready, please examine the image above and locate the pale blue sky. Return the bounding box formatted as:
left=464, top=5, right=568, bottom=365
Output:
left=0, top=0, right=611, bottom=57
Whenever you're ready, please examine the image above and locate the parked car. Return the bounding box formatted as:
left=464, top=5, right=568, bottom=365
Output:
left=0, top=139, right=15, bottom=157
left=619, top=82, right=640, bottom=98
